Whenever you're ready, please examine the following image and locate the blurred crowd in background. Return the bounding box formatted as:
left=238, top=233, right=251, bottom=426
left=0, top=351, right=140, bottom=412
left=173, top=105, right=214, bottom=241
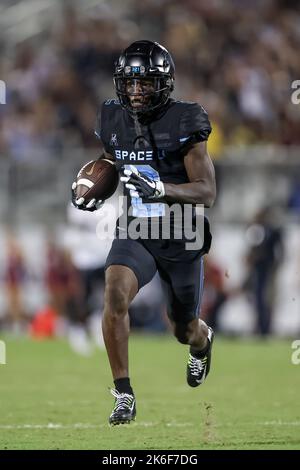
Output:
left=0, top=0, right=299, bottom=162
left=0, top=0, right=299, bottom=351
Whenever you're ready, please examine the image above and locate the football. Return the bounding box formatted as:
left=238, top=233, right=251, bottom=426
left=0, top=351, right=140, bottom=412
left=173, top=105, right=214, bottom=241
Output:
left=75, top=158, right=119, bottom=203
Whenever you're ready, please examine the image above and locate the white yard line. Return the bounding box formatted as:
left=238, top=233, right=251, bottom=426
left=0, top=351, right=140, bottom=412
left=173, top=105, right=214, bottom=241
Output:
left=2, top=421, right=298, bottom=430
left=0, top=422, right=193, bottom=430
left=260, top=421, right=300, bottom=426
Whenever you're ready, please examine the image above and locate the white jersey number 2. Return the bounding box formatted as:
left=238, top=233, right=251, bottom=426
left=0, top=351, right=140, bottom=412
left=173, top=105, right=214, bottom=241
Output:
left=124, top=165, right=165, bottom=218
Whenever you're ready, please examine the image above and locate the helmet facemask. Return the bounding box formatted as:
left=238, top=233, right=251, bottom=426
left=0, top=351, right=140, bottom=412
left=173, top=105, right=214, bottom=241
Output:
left=114, top=75, right=173, bottom=115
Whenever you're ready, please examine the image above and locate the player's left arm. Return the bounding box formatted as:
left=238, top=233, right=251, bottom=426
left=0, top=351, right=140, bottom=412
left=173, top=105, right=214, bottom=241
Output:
left=163, top=141, right=216, bottom=207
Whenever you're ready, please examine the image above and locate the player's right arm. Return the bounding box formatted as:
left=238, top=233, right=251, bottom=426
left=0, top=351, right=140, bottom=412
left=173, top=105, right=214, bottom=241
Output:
left=71, top=104, right=115, bottom=211
left=95, top=106, right=116, bottom=162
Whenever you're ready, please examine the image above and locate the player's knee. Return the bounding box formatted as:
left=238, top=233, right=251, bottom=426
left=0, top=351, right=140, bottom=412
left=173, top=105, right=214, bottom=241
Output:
left=104, top=283, right=129, bottom=317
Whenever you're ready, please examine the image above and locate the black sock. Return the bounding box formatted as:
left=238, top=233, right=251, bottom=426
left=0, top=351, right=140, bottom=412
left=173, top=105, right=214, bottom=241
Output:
left=190, top=339, right=210, bottom=359
left=114, top=377, right=134, bottom=395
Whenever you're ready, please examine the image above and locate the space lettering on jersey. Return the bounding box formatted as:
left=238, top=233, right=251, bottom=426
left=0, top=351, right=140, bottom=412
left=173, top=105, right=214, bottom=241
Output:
left=115, top=150, right=153, bottom=161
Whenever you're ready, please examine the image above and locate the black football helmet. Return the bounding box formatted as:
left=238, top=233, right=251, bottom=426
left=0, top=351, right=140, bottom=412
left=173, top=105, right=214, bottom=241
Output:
left=113, top=40, right=175, bottom=115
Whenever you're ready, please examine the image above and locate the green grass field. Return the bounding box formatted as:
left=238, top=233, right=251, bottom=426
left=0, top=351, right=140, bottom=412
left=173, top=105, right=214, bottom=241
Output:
left=0, top=334, right=299, bottom=450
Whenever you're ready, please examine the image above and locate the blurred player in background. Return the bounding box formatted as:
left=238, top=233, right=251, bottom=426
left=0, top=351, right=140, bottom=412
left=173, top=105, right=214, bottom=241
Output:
left=63, top=203, right=115, bottom=354
left=243, top=206, right=284, bottom=336
left=72, top=40, right=216, bottom=425
left=3, top=233, right=27, bottom=333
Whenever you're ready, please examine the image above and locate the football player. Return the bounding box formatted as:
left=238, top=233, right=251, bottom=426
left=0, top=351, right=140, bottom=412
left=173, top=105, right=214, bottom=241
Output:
left=72, top=40, right=216, bottom=425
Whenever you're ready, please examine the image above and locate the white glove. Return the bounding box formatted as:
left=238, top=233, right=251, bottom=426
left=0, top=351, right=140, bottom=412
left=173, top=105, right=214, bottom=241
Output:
left=71, top=182, right=104, bottom=212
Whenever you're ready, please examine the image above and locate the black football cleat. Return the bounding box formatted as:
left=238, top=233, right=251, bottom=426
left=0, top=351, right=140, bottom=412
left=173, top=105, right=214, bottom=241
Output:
left=187, top=327, right=214, bottom=388
left=109, top=389, right=136, bottom=426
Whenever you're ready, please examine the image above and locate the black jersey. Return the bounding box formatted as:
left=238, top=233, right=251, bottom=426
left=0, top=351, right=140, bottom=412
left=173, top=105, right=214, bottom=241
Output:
left=96, top=99, right=211, bottom=208
left=96, top=98, right=211, bottom=179
left=95, top=98, right=212, bottom=253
